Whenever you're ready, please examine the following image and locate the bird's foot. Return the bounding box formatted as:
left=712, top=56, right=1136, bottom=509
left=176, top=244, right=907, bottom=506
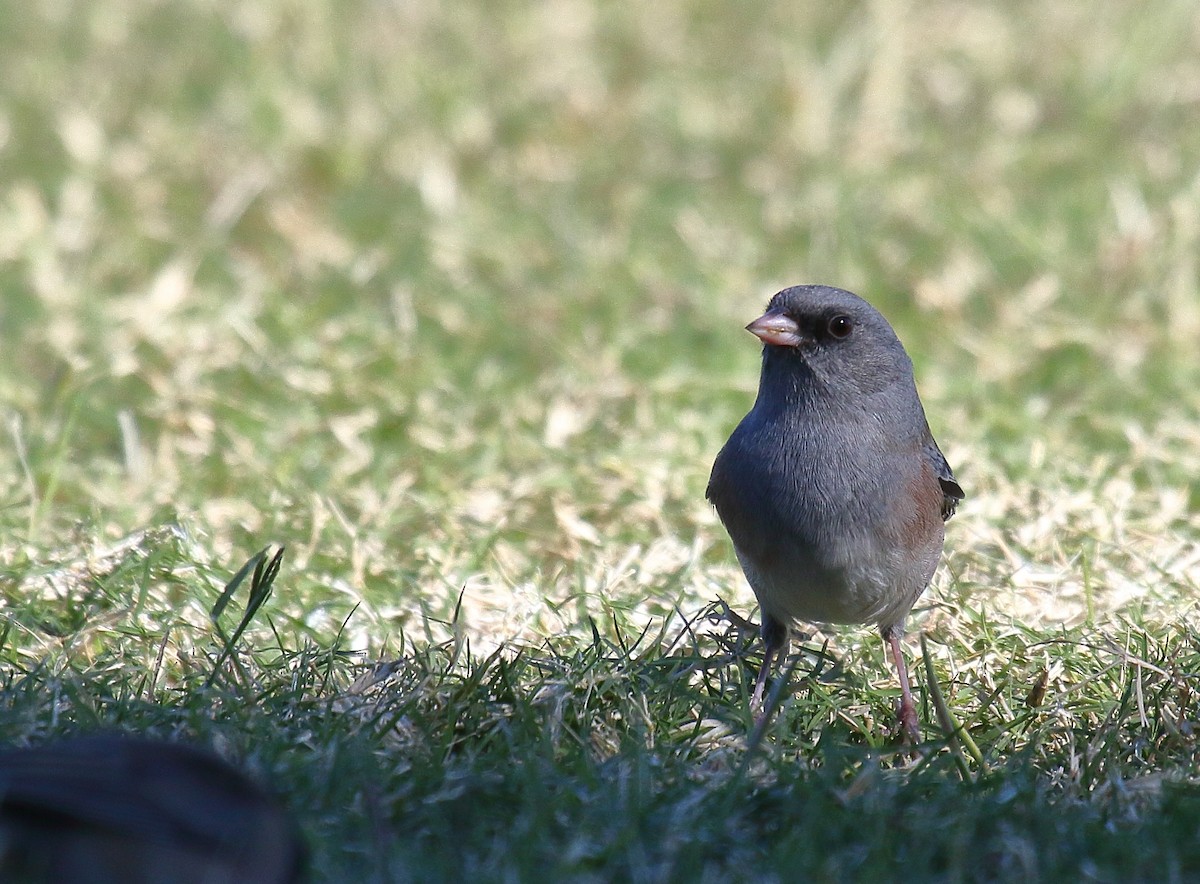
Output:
left=897, top=696, right=921, bottom=745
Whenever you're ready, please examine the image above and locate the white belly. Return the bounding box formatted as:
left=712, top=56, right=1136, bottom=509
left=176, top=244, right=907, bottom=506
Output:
left=735, top=525, right=939, bottom=630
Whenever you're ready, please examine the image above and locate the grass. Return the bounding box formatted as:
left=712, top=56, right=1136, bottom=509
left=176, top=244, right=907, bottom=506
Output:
left=3, top=0, right=1200, bottom=879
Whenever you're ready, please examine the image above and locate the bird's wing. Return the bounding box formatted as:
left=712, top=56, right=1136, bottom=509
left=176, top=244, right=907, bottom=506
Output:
left=925, top=440, right=963, bottom=521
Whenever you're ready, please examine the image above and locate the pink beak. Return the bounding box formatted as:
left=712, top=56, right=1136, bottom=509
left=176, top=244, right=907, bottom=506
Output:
left=746, top=311, right=804, bottom=347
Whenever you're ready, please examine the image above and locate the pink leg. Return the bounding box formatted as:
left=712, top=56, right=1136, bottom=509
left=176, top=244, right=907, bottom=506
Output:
left=883, top=626, right=920, bottom=743
left=752, top=616, right=789, bottom=722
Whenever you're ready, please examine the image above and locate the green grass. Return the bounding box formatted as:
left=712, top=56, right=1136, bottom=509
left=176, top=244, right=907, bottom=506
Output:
left=3, top=0, right=1200, bottom=879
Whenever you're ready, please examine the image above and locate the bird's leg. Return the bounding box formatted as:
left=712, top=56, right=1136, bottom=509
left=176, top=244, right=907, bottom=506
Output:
left=752, top=615, right=789, bottom=722
left=882, top=624, right=920, bottom=743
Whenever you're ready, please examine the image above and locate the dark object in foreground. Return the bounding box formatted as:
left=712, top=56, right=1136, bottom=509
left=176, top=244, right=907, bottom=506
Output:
left=0, top=734, right=304, bottom=884
left=707, top=285, right=963, bottom=740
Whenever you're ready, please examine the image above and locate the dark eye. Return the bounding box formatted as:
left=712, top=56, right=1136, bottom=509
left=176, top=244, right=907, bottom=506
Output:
left=827, top=314, right=853, bottom=338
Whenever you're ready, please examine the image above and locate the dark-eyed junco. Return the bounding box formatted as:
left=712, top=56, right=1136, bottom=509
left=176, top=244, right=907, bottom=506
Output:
left=0, top=735, right=305, bottom=883
left=707, top=284, right=962, bottom=741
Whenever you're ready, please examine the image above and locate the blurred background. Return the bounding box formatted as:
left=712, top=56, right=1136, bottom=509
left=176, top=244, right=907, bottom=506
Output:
left=2, top=0, right=1199, bottom=649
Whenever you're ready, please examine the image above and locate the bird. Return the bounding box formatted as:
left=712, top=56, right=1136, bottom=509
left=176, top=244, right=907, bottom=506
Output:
left=706, top=284, right=962, bottom=741
left=0, top=734, right=306, bottom=884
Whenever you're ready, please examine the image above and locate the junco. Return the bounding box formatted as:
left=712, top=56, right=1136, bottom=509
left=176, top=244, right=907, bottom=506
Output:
left=0, top=734, right=305, bottom=884
left=707, top=284, right=962, bottom=741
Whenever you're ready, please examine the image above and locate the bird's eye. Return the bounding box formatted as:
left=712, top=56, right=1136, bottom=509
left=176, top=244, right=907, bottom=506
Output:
left=827, top=315, right=853, bottom=338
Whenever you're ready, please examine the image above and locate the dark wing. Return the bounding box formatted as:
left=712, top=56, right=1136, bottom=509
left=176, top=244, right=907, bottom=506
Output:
left=926, top=440, right=963, bottom=522
left=705, top=448, right=726, bottom=505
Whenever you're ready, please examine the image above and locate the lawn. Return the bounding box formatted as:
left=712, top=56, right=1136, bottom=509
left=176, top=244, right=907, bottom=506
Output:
left=3, top=0, right=1200, bottom=880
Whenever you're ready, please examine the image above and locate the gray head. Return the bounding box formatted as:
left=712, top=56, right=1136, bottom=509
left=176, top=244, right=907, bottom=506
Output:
left=747, top=285, right=918, bottom=405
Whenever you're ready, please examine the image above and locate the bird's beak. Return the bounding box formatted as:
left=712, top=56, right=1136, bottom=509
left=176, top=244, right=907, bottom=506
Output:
left=746, top=311, right=804, bottom=347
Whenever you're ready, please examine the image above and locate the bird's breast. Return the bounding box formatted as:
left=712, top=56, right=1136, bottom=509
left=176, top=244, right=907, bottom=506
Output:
left=711, top=413, right=942, bottom=629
